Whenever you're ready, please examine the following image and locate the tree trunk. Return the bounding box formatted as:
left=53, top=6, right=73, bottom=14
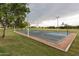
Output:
left=2, top=26, right=6, bottom=38
left=14, top=25, right=15, bottom=32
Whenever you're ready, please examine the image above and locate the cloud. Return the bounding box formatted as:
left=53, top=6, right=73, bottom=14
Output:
left=28, top=3, right=79, bottom=25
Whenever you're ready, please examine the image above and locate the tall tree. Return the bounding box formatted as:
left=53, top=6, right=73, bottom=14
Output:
left=0, top=3, right=30, bottom=38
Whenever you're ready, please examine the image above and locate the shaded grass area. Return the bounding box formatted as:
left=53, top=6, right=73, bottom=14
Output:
left=0, top=29, right=79, bottom=56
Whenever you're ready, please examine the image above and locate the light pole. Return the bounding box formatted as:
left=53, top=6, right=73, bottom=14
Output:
left=56, top=16, right=59, bottom=32
left=27, top=18, right=30, bottom=37
left=65, top=24, right=68, bottom=35
left=62, top=22, right=68, bottom=35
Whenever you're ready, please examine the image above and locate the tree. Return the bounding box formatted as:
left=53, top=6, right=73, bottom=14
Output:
left=15, top=20, right=29, bottom=28
left=0, top=4, right=11, bottom=38
left=0, top=3, right=30, bottom=38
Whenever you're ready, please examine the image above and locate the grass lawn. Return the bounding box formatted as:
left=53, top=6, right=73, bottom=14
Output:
left=0, top=28, right=79, bottom=56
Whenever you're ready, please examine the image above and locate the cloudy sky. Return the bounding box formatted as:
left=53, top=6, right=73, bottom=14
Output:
left=27, top=3, right=79, bottom=27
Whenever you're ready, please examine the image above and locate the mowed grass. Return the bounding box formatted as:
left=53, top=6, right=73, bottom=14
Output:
left=0, top=28, right=79, bottom=56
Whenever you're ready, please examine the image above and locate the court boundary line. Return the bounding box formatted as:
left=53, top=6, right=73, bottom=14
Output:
left=14, top=31, right=77, bottom=52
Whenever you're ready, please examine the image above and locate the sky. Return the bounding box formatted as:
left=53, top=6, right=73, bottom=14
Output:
left=27, top=3, right=79, bottom=27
